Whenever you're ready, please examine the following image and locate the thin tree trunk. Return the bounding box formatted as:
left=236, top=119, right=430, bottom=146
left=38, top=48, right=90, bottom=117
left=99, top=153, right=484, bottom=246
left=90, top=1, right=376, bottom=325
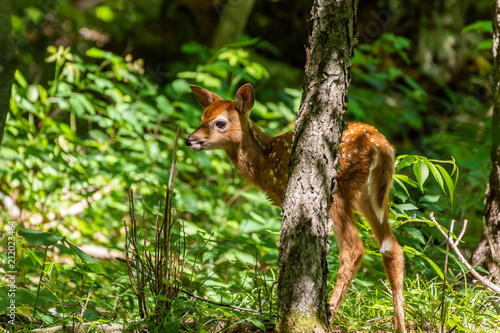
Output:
left=0, top=0, right=17, bottom=146
left=471, top=0, right=500, bottom=281
left=276, top=1, right=358, bottom=331
left=212, top=0, right=256, bottom=48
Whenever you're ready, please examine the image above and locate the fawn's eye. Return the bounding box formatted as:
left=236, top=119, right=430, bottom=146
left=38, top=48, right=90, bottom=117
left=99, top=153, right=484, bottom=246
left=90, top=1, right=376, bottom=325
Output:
left=215, top=121, right=226, bottom=129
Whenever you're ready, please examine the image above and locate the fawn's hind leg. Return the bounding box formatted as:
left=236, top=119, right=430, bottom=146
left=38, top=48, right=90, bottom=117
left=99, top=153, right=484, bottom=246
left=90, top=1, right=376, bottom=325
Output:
left=328, top=194, right=365, bottom=322
left=357, top=187, right=406, bottom=333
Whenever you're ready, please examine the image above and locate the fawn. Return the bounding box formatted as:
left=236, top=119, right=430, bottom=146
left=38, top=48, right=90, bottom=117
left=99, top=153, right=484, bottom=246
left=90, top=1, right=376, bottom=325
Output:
left=185, top=84, right=406, bottom=332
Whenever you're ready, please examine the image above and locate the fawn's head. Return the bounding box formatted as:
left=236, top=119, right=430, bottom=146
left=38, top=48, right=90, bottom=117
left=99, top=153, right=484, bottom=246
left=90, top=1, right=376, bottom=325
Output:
left=185, top=84, right=255, bottom=151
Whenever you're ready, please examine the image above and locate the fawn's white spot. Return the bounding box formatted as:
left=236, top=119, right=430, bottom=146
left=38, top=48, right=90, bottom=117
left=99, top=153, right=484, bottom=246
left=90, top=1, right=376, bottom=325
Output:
left=380, top=239, right=393, bottom=258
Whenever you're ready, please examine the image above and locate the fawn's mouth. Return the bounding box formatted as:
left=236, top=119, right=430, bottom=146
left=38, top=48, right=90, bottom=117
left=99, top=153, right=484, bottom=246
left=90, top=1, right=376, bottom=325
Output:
left=188, top=141, right=205, bottom=152
left=190, top=144, right=203, bottom=152
left=185, top=136, right=205, bottom=151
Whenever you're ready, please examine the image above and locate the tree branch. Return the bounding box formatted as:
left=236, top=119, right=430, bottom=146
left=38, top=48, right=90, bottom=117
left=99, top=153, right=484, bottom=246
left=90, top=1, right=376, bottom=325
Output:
left=430, top=212, right=500, bottom=295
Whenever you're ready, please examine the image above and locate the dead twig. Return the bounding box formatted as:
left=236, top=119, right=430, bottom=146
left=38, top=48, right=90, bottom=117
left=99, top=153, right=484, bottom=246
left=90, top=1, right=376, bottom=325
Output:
left=80, top=285, right=95, bottom=320
left=430, top=212, right=500, bottom=295
left=439, top=219, right=453, bottom=333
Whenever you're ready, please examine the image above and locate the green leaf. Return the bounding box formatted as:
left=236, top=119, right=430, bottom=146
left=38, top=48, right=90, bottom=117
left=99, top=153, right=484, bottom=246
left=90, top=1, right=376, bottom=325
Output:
left=86, top=47, right=109, bottom=59
left=403, top=246, right=443, bottom=279
left=413, top=159, right=429, bottom=192
left=476, top=39, right=493, bottom=51
left=171, top=79, right=191, bottom=95
left=67, top=242, right=106, bottom=274
left=69, top=92, right=96, bottom=116
left=245, top=62, right=270, bottom=80
left=397, top=155, right=416, bottom=170
left=18, top=229, right=65, bottom=247
left=436, top=164, right=455, bottom=207
left=393, top=176, right=411, bottom=198
left=424, top=158, right=444, bottom=192
left=463, top=20, right=492, bottom=34
left=15, top=70, right=27, bottom=88
left=95, top=5, right=115, bottom=22
left=420, top=195, right=440, bottom=203
left=156, top=95, right=174, bottom=116
left=406, top=227, right=425, bottom=245
left=15, top=288, right=36, bottom=305
left=249, top=318, right=266, bottom=330
left=393, top=203, right=418, bottom=212
left=393, top=174, right=419, bottom=188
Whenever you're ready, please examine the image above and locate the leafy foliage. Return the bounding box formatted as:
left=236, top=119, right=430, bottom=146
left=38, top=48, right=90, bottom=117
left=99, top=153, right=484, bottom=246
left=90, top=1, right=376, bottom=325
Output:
left=1, top=18, right=499, bottom=332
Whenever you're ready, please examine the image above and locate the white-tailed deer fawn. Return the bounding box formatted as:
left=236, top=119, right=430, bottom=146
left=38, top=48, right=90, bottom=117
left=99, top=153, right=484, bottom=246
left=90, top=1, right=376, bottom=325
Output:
left=185, top=84, right=406, bottom=333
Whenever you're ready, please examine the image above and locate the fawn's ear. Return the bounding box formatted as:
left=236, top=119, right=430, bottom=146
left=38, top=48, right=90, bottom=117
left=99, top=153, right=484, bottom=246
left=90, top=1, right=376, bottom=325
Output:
left=235, top=84, right=255, bottom=114
left=190, top=85, right=223, bottom=109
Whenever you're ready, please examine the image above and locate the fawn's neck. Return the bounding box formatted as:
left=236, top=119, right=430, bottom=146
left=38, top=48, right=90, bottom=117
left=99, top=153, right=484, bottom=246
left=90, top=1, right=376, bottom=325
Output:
left=224, top=120, right=292, bottom=205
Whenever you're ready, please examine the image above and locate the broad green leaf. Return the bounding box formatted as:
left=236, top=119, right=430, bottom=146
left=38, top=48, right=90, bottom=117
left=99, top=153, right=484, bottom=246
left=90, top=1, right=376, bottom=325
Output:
left=15, top=288, right=36, bottom=305
left=463, top=20, right=493, bottom=33
left=413, top=159, right=429, bottom=192
left=477, top=39, right=493, bottom=51
left=406, top=227, right=425, bottom=245
left=249, top=318, right=266, bottom=330
left=67, top=242, right=106, bottom=275
left=18, top=229, right=65, bottom=247
left=396, top=155, right=416, bottom=170
left=393, top=203, right=418, bottom=212
left=420, top=195, right=440, bottom=203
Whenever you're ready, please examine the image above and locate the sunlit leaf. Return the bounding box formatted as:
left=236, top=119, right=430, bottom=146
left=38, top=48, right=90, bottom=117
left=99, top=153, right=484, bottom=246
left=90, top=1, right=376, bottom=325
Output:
left=67, top=242, right=106, bottom=275
left=18, top=229, right=65, bottom=247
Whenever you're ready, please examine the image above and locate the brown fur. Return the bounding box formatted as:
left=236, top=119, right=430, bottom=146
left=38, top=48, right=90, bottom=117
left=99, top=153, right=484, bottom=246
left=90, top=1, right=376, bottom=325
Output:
left=186, top=84, right=407, bottom=333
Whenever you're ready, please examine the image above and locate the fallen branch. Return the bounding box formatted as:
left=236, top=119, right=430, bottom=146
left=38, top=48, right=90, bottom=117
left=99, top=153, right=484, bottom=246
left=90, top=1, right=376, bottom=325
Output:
left=430, top=212, right=500, bottom=295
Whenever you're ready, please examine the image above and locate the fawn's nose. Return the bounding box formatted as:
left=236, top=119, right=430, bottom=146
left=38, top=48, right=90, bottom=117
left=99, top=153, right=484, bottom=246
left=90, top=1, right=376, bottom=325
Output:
left=185, top=137, right=193, bottom=147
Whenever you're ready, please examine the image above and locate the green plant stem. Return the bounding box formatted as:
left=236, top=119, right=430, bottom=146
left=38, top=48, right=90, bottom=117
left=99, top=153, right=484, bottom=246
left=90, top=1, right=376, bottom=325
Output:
left=32, top=246, right=48, bottom=321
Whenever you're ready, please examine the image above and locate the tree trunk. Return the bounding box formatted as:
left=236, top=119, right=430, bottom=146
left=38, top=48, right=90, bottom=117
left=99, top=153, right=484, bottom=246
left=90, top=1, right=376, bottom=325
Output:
left=212, top=0, right=256, bottom=48
left=0, top=0, right=17, bottom=146
left=276, top=1, right=358, bottom=332
left=470, top=0, right=500, bottom=281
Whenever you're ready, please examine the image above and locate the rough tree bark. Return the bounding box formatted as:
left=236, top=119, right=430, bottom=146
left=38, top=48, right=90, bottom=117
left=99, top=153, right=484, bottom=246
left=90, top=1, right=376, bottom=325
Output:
left=471, top=0, right=500, bottom=281
left=0, top=0, right=17, bottom=146
left=276, top=1, right=358, bottom=332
